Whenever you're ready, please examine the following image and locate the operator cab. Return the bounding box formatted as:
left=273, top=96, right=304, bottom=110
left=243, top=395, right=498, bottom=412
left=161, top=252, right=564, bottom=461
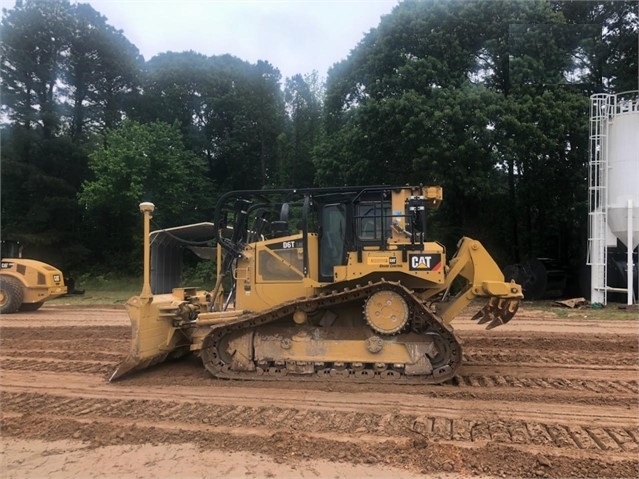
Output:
left=212, top=186, right=439, bottom=288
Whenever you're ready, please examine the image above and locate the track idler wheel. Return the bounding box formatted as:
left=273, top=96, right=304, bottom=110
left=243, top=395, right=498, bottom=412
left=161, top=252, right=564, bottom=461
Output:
left=471, top=297, right=520, bottom=330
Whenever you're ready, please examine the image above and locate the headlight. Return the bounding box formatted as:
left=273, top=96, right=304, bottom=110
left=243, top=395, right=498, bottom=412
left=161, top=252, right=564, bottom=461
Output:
left=53, top=274, right=61, bottom=282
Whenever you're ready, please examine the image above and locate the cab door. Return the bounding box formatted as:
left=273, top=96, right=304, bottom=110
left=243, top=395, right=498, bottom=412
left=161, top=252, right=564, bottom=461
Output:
left=319, top=204, right=346, bottom=282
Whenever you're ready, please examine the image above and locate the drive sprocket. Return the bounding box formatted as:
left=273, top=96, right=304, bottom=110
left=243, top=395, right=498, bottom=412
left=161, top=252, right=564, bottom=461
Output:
left=363, top=289, right=410, bottom=335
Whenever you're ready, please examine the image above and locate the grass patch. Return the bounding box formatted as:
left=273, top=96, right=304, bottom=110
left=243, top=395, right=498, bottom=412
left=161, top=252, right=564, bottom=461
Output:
left=50, top=275, right=142, bottom=307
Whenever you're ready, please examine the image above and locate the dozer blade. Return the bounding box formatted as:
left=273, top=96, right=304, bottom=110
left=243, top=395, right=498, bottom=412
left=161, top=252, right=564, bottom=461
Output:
left=110, top=296, right=186, bottom=381
left=471, top=297, right=520, bottom=330
left=110, top=350, right=172, bottom=382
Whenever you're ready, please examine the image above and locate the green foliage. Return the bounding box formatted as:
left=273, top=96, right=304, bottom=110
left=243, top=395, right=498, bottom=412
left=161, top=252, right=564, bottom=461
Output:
left=552, top=0, right=639, bottom=92
left=0, top=124, right=90, bottom=270
left=277, top=72, right=323, bottom=187
left=66, top=2, right=143, bottom=139
left=1, top=0, right=637, bottom=280
left=182, top=260, right=217, bottom=288
left=0, top=0, right=142, bottom=272
left=78, top=120, right=208, bottom=270
left=80, top=121, right=204, bottom=219
left=320, top=0, right=635, bottom=267
left=133, top=52, right=286, bottom=191
left=0, top=0, right=142, bottom=138
left=0, top=0, right=72, bottom=136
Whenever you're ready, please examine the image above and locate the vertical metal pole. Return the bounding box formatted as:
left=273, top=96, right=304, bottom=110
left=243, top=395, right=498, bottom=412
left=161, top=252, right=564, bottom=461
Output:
left=628, top=200, right=634, bottom=305
left=139, top=202, right=155, bottom=300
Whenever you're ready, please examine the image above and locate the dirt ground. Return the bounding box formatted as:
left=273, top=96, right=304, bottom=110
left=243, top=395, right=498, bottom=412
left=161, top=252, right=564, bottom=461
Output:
left=1, top=304, right=637, bottom=479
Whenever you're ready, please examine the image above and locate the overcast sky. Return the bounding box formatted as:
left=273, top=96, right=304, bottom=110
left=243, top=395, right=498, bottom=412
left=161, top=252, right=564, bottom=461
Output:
left=73, top=0, right=399, bottom=80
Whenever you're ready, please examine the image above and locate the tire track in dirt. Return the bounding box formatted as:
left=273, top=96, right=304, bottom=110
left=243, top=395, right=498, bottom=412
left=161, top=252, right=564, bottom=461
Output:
left=0, top=348, right=123, bottom=362
left=1, top=372, right=637, bottom=456
left=463, top=349, right=638, bottom=366
left=2, top=351, right=637, bottom=395
left=0, top=357, right=113, bottom=375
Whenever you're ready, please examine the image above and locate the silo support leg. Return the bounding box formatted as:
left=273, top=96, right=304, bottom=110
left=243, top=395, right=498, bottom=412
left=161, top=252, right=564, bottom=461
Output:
left=628, top=200, right=634, bottom=306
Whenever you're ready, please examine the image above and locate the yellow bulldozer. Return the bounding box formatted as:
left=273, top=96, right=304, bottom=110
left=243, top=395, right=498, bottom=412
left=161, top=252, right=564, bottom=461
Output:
left=112, top=185, right=523, bottom=384
left=1, top=240, right=67, bottom=313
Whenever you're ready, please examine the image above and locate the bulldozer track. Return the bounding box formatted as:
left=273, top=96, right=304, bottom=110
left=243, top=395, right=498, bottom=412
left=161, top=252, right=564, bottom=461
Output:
left=1, top=308, right=638, bottom=478
left=201, top=280, right=463, bottom=384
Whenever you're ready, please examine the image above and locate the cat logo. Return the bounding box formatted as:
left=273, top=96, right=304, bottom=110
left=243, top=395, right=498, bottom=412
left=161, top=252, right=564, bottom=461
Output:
left=408, top=254, right=442, bottom=271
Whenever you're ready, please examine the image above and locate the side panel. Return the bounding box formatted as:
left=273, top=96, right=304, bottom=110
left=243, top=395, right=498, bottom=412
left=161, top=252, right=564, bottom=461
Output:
left=234, top=234, right=320, bottom=311
left=333, top=243, right=446, bottom=285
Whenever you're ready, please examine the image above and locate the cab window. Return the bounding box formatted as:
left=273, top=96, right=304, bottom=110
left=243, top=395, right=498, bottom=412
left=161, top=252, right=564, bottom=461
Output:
left=356, top=202, right=390, bottom=241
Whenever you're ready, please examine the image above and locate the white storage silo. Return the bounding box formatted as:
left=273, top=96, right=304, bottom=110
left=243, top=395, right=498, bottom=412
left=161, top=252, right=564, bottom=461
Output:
left=588, top=91, right=638, bottom=305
